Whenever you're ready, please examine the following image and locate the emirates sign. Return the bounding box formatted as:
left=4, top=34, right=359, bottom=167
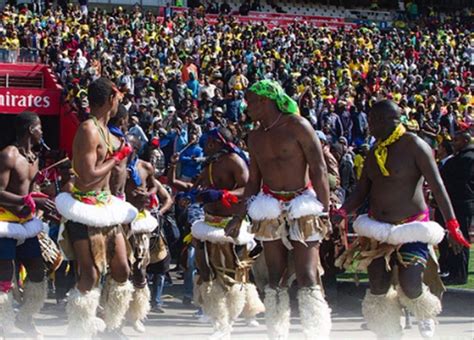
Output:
left=0, top=88, right=61, bottom=115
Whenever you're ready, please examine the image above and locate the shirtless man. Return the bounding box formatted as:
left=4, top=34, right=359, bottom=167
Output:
left=190, top=127, right=264, bottom=340
left=125, top=135, right=172, bottom=333
left=55, top=78, right=137, bottom=338
left=226, top=80, right=332, bottom=340
left=331, top=100, right=470, bottom=339
left=0, top=112, right=55, bottom=338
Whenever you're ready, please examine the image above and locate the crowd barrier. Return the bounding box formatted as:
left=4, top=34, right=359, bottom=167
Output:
left=0, top=48, right=41, bottom=63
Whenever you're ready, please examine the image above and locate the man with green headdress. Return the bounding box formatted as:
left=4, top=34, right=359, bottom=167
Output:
left=226, top=80, right=332, bottom=339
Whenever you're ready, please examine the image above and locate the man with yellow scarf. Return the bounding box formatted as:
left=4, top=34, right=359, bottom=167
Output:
left=332, top=100, right=470, bottom=339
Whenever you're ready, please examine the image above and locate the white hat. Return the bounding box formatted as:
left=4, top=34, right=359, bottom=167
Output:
left=168, top=106, right=176, bottom=113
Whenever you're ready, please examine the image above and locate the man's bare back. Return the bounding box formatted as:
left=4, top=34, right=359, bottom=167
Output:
left=73, top=119, right=112, bottom=192
left=365, top=133, right=427, bottom=223
left=110, top=134, right=127, bottom=196
left=125, top=160, right=155, bottom=210
left=197, top=153, right=248, bottom=217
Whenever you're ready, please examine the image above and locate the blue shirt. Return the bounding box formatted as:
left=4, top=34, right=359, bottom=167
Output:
left=218, top=98, right=243, bottom=123
left=160, top=128, right=188, bottom=153
left=179, top=144, right=204, bottom=179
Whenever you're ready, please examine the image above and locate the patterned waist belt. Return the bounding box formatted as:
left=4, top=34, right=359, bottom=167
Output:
left=262, top=183, right=312, bottom=202
left=71, top=186, right=112, bottom=206
left=0, top=206, right=32, bottom=224
left=204, top=213, right=233, bottom=229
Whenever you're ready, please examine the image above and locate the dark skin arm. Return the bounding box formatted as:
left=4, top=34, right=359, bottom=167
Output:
left=155, top=178, right=173, bottom=216
left=296, top=117, right=330, bottom=211
left=167, top=153, right=194, bottom=191
left=0, top=149, right=24, bottom=207
left=414, top=138, right=455, bottom=221
left=74, top=123, right=116, bottom=187
left=0, top=148, right=55, bottom=214
left=414, top=138, right=465, bottom=252
left=225, top=134, right=262, bottom=237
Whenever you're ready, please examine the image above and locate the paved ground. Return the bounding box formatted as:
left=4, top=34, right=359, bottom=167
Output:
left=6, top=279, right=474, bottom=339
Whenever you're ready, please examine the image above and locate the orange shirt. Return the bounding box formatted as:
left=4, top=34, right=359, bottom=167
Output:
left=181, top=63, right=198, bottom=83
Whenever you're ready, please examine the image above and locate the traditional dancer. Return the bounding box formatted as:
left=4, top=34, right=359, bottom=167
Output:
left=191, top=127, right=264, bottom=340
left=125, top=135, right=172, bottom=333
left=226, top=80, right=332, bottom=340
left=55, top=78, right=137, bottom=338
left=0, top=112, right=56, bottom=338
left=332, top=100, right=470, bottom=339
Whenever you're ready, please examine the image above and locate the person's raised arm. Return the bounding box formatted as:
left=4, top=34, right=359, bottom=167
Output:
left=414, top=137, right=470, bottom=249
left=296, top=117, right=330, bottom=211
left=167, top=153, right=194, bottom=191
left=73, top=123, right=116, bottom=187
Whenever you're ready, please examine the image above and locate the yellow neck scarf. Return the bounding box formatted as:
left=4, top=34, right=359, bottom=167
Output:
left=374, top=124, right=406, bottom=176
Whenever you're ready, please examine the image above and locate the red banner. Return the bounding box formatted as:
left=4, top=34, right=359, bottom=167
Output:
left=0, top=88, right=61, bottom=115
left=169, top=7, right=356, bottom=30
left=247, top=11, right=345, bottom=23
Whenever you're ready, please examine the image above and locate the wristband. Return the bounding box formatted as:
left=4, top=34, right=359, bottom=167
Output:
left=446, top=218, right=460, bottom=231
left=221, top=190, right=238, bottom=208
left=446, top=218, right=471, bottom=248
left=23, top=194, right=36, bottom=215
left=22, top=192, right=49, bottom=215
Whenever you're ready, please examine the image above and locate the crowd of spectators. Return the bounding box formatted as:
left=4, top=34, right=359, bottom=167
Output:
left=1, top=1, right=472, bottom=306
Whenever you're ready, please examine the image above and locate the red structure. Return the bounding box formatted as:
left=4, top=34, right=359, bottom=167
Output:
left=0, top=63, right=78, bottom=156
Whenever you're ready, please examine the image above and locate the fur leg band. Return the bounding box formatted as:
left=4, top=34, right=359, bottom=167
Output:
left=397, top=285, right=441, bottom=321
left=127, top=285, right=151, bottom=323
left=66, top=288, right=106, bottom=337
left=0, top=291, right=15, bottom=332
left=264, top=286, right=290, bottom=340
left=361, top=287, right=402, bottom=338
left=101, top=277, right=134, bottom=330
left=241, top=283, right=265, bottom=319
left=297, top=286, right=332, bottom=339
left=17, top=280, right=47, bottom=323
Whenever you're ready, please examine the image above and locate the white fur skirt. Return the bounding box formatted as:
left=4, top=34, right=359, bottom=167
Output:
left=353, top=214, right=445, bottom=245
left=0, top=218, right=43, bottom=242
left=55, top=192, right=138, bottom=228
left=247, top=189, right=324, bottom=221
left=192, top=219, right=255, bottom=246
left=131, top=210, right=158, bottom=234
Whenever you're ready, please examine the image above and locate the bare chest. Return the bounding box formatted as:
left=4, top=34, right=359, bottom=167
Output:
left=252, top=129, right=302, bottom=165
left=9, top=157, right=37, bottom=193
left=366, top=143, right=419, bottom=183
